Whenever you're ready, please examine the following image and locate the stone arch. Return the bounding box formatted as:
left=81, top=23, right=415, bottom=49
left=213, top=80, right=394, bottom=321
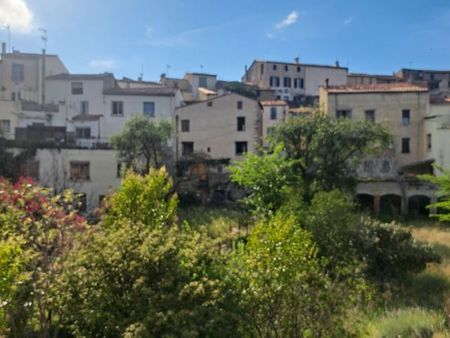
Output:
left=408, top=195, right=431, bottom=216
left=355, top=194, right=374, bottom=213
left=380, top=194, right=402, bottom=217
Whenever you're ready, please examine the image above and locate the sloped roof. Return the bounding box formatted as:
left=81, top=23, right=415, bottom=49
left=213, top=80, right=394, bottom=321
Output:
left=324, top=82, right=428, bottom=94
left=47, top=73, right=114, bottom=80
left=103, top=87, right=176, bottom=96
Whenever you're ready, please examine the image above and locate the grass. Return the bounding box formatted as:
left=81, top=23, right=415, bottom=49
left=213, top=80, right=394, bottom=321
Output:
left=178, top=206, right=251, bottom=239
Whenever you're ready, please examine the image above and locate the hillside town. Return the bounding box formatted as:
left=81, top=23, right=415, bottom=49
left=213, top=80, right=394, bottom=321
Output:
left=1, top=42, right=449, bottom=213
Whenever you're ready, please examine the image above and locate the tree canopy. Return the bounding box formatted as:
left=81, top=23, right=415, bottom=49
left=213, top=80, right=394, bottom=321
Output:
left=111, top=116, right=173, bottom=174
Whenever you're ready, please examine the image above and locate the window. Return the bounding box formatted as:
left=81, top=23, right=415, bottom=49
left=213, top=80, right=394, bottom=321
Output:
left=260, top=63, right=264, bottom=75
left=269, top=76, right=280, bottom=87
left=112, top=101, right=124, bottom=116
left=294, top=78, right=304, bottom=88
left=20, top=160, right=39, bottom=180
left=11, top=92, right=15, bottom=101
left=235, top=142, right=248, bottom=156
left=297, top=66, right=301, bottom=72
left=365, top=110, right=375, bottom=123
left=117, top=162, right=123, bottom=178
left=270, top=107, right=277, bottom=120
left=272, top=64, right=277, bottom=71
left=283, top=77, right=292, bottom=88
left=70, top=161, right=90, bottom=180
left=284, top=65, right=289, bottom=71
left=80, top=101, right=89, bottom=114
left=182, top=142, right=194, bottom=156
left=237, top=101, right=243, bottom=110
left=381, top=160, right=391, bottom=173
left=207, top=101, right=213, bottom=107
left=402, top=109, right=410, bottom=126
left=336, top=110, right=351, bottom=119
left=75, top=127, right=91, bottom=139
left=237, top=117, right=246, bottom=131
left=401, top=138, right=410, bottom=154
left=71, top=82, right=83, bottom=95
left=11, top=64, right=24, bottom=82
left=207, top=147, right=211, bottom=153
left=0, top=120, right=11, bottom=134
left=427, top=133, right=432, bottom=150
left=143, top=101, right=155, bottom=117
left=199, top=76, right=207, bottom=87
left=181, top=119, right=190, bottom=132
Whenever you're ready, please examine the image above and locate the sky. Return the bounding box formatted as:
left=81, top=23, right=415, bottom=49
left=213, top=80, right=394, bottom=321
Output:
left=1, top=0, right=450, bottom=82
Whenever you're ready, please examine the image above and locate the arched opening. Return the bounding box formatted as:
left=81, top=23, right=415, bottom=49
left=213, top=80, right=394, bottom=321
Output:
left=380, top=194, right=402, bottom=218
left=408, top=195, right=431, bottom=216
left=355, top=194, right=374, bottom=213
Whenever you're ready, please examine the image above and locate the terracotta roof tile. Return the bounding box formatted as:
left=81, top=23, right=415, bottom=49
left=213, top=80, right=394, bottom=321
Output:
left=260, top=100, right=289, bottom=106
left=324, top=82, right=428, bottom=94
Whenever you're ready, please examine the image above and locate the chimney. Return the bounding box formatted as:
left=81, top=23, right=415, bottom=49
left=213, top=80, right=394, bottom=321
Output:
left=1, top=42, right=5, bottom=54
left=324, top=78, right=329, bottom=88
left=294, top=57, right=299, bottom=64
left=335, top=60, right=340, bottom=68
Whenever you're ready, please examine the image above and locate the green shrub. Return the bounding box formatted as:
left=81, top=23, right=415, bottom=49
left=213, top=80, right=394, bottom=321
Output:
left=361, top=308, right=445, bottom=338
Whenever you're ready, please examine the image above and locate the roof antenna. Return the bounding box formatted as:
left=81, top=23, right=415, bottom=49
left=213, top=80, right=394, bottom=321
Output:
left=3, top=25, right=11, bottom=52
left=38, top=28, right=47, bottom=51
left=139, top=64, right=144, bottom=81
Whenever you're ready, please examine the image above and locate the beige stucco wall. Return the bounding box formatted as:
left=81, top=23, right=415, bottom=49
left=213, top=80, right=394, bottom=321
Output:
left=244, top=61, right=347, bottom=99
left=425, top=104, right=450, bottom=172
left=176, top=93, right=261, bottom=160
left=36, top=148, right=121, bottom=210
left=261, top=104, right=288, bottom=144
left=0, top=53, right=68, bottom=103
left=0, top=100, right=19, bottom=139
left=320, top=90, right=429, bottom=168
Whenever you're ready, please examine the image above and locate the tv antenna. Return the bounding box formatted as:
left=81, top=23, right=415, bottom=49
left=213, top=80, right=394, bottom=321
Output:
left=38, top=28, right=47, bottom=51
left=3, top=25, right=11, bottom=52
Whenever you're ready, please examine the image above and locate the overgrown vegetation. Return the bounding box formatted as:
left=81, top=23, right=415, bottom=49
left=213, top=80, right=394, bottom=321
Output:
left=1, top=114, right=449, bottom=336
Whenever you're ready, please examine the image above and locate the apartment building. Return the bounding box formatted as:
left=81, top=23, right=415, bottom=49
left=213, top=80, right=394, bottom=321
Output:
left=260, top=100, right=289, bottom=145
left=396, top=68, right=450, bottom=94
left=242, top=59, right=348, bottom=101
left=320, top=82, right=435, bottom=215
left=347, top=73, right=399, bottom=86
left=425, top=97, right=450, bottom=170
left=176, top=93, right=262, bottom=161
left=0, top=44, right=68, bottom=104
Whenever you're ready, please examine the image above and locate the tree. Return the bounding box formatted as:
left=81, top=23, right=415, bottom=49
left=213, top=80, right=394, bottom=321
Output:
left=420, top=166, right=450, bottom=222
left=0, top=138, right=36, bottom=182
left=229, top=214, right=355, bottom=337
left=59, top=168, right=240, bottom=337
left=111, top=116, right=172, bottom=174
left=0, top=178, right=86, bottom=337
left=229, top=147, right=301, bottom=217
left=269, top=114, right=391, bottom=201
left=102, top=167, right=178, bottom=228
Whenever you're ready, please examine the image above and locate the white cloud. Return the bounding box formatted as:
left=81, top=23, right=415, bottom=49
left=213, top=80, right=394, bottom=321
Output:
left=0, top=0, right=33, bottom=33
left=344, top=16, right=353, bottom=25
left=275, top=11, right=299, bottom=30
left=144, top=26, right=209, bottom=48
left=89, top=59, right=117, bottom=70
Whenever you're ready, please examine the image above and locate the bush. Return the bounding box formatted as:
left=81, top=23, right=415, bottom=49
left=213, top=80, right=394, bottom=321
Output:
left=360, top=308, right=446, bottom=338
left=229, top=214, right=357, bottom=337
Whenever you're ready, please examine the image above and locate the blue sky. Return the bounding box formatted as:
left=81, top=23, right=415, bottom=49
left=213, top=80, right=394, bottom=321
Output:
left=1, top=0, right=450, bottom=81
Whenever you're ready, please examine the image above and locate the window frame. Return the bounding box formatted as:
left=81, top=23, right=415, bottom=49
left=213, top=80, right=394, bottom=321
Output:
left=111, top=101, right=124, bottom=116
left=401, top=137, right=410, bottom=154
left=181, top=142, right=194, bottom=156
left=143, top=101, right=155, bottom=118
left=71, top=82, right=83, bottom=95
left=402, top=109, right=410, bottom=126
left=237, top=116, right=246, bottom=131
left=235, top=141, right=248, bottom=156
left=181, top=119, right=190, bottom=132
left=70, top=161, right=90, bottom=180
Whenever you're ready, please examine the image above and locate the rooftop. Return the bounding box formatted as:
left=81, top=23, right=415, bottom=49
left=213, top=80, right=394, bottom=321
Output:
left=185, top=72, right=217, bottom=77
left=324, top=82, right=428, bottom=94
left=260, top=100, right=289, bottom=107
left=47, top=73, right=114, bottom=80
left=72, top=114, right=103, bottom=122
left=103, top=87, right=176, bottom=96
left=249, top=59, right=348, bottom=71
